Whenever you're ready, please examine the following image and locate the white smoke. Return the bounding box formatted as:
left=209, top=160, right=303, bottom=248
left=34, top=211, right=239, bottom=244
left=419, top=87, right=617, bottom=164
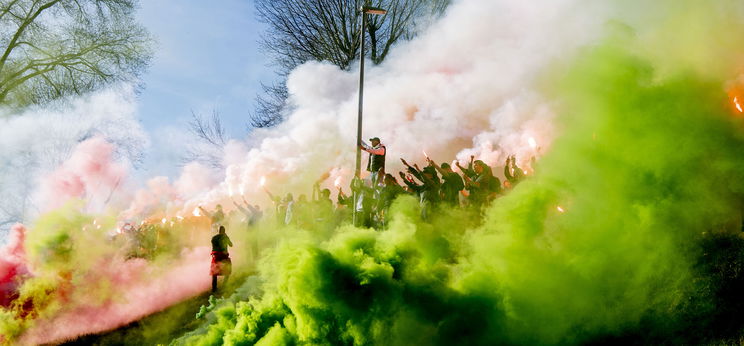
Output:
left=0, top=85, right=147, bottom=239
left=1, top=0, right=615, bottom=229
left=180, top=0, right=612, bottom=210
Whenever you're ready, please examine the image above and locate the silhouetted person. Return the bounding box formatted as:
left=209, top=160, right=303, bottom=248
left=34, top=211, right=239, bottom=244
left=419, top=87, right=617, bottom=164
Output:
left=464, top=160, right=501, bottom=207
left=428, top=158, right=464, bottom=206
left=401, top=158, right=441, bottom=220
left=456, top=155, right=477, bottom=180
left=376, top=173, right=406, bottom=227
left=232, top=198, right=263, bottom=227
left=312, top=183, right=334, bottom=224
left=504, top=155, right=525, bottom=185
left=264, top=188, right=292, bottom=225
left=210, top=225, right=233, bottom=292
left=199, top=204, right=225, bottom=231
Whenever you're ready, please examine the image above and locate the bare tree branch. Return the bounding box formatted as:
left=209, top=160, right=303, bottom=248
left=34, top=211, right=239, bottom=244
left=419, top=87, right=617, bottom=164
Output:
left=184, top=109, right=228, bottom=169
left=250, top=81, right=289, bottom=128
left=250, top=0, right=449, bottom=128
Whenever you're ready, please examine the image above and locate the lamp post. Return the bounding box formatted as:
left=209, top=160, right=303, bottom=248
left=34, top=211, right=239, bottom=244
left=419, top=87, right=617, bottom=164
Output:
left=355, top=4, right=387, bottom=178
left=353, top=3, right=386, bottom=226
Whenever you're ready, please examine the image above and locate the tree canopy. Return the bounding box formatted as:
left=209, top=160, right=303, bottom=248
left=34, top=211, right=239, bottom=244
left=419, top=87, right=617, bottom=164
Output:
left=0, top=0, right=153, bottom=110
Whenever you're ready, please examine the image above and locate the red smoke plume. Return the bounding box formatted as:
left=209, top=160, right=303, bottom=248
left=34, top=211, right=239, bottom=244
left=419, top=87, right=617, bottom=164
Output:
left=0, top=224, right=30, bottom=307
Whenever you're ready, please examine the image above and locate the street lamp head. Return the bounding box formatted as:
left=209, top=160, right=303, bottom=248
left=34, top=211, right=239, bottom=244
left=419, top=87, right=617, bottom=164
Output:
left=362, top=6, right=387, bottom=15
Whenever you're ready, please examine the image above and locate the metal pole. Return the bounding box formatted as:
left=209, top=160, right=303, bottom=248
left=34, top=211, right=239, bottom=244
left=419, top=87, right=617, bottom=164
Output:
left=355, top=12, right=366, bottom=178
left=353, top=9, right=366, bottom=226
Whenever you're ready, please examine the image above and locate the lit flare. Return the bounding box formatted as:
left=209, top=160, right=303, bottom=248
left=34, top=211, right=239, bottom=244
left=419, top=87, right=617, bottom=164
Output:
left=528, top=137, right=537, bottom=149
left=259, top=176, right=266, bottom=187
left=334, top=176, right=342, bottom=188
left=735, top=96, right=743, bottom=113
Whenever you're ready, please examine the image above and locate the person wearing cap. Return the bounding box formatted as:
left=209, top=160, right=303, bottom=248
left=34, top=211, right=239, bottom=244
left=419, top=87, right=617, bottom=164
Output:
left=360, top=137, right=386, bottom=185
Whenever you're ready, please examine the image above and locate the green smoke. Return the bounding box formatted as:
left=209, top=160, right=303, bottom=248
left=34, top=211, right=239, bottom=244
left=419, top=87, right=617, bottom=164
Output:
left=455, top=32, right=744, bottom=344
left=172, top=7, right=744, bottom=346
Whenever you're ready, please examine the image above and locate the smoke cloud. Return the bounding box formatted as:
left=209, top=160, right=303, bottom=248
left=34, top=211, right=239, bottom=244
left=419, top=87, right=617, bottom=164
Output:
left=3, top=0, right=744, bottom=344
left=171, top=0, right=744, bottom=345
left=0, top=85, right=147, bottom=239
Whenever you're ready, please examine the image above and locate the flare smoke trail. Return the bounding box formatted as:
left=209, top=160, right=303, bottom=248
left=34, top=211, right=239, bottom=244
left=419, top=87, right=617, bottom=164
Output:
left=2, top=0, right=744, bottom=344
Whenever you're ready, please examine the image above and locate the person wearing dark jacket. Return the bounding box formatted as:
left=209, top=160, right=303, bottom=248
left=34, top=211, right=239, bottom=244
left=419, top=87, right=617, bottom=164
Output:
left=360, top=137, right=386, bottom=185
left=312, top=183, right=334, bottom=224
left=378, top=174, right=406, bottom=210
left=375, top=174, right=406, bottom=227
left=504, top=155, right=526, bottom=185
left=428, top=158, right=464, bottom=206
left=456, top=155, right=477, bottom=180
left=401, top=158, right=441, bottom=220
left=464, top=160, right=501, bottom=207
left=210, top=226, right=233, bottom=292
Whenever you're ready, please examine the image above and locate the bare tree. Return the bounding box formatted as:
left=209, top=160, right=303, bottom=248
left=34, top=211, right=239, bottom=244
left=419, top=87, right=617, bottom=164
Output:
left=0, top=0, right=153, bottom=110
left=250, top=81, right=288, bottom=129
left=184, top=109, right=228, bottom=169
left=251, top=0, right=449, bottom=127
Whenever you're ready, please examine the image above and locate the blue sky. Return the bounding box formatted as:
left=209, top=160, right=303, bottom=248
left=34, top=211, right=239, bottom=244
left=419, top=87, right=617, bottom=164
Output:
left=134, top=0, right=276, bottom=177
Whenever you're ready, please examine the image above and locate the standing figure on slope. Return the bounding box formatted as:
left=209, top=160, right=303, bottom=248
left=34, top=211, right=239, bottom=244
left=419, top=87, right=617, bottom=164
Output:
left=210, top=225, right=233, bottom=292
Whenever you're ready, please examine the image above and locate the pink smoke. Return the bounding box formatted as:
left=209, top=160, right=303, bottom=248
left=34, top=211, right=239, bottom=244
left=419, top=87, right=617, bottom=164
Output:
left=0, top=224, right=30, bottom=307
left=37, top=137, right=127, bottom=212
left=121, top=176, right=181, bottom=220
left=18, top=246, right=212, bottom=344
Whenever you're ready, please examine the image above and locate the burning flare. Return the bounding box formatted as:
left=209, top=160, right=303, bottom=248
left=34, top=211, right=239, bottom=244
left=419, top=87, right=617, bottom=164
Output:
left=259, top=176, right=266, bottom=187
left=528, top=137, right=538, bottom=149
left=734, top=96, right=743, bottom=113
left=557, top=206, right=565, bottom=213
left=334, top=176, right=342, bottom=188
left=193, top=207, right=201, bottom=217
